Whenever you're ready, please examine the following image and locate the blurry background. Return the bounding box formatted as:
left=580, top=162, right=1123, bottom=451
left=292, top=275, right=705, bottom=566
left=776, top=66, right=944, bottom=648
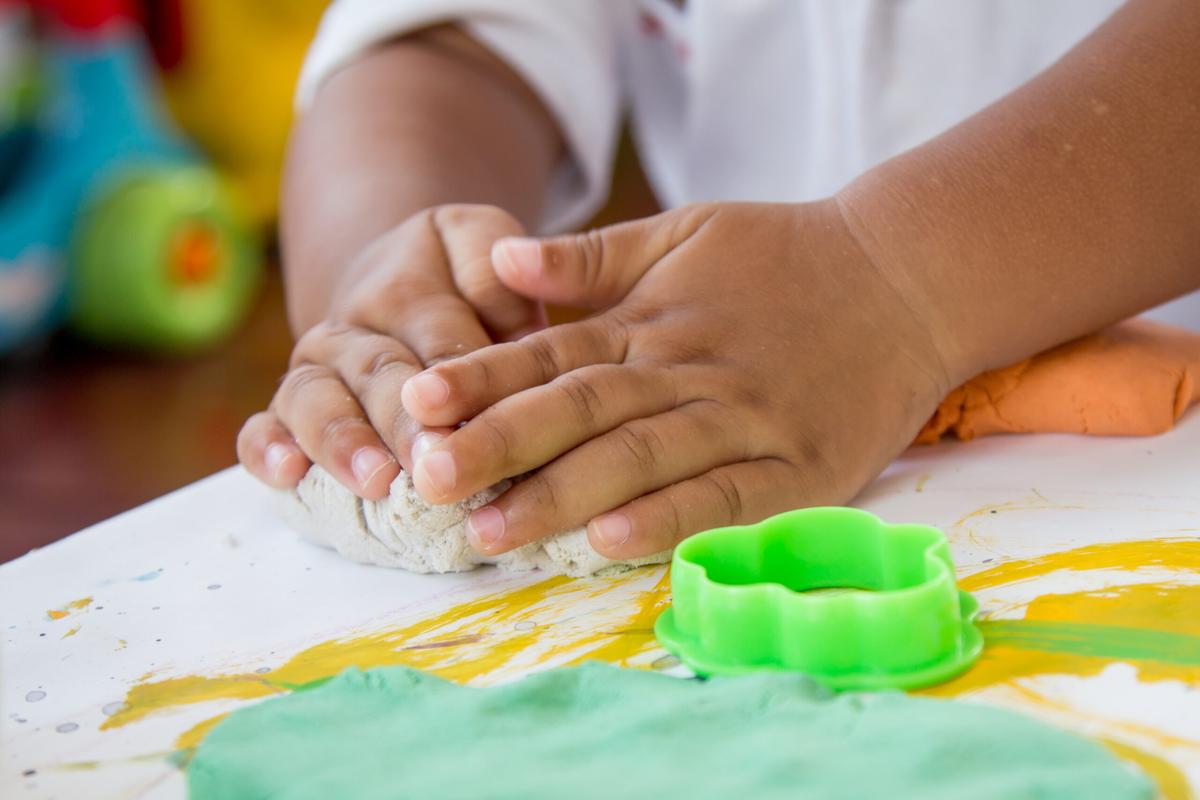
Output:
left=0, top=0, right=656, bottom=562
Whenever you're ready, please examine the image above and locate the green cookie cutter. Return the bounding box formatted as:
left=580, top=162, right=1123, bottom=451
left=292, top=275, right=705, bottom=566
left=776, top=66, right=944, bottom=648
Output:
left=654, top=507, right=982, bottom=690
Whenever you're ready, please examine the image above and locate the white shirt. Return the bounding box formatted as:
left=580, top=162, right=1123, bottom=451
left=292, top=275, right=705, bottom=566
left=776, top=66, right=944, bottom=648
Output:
left=298, top=0, right=1199, bottom=328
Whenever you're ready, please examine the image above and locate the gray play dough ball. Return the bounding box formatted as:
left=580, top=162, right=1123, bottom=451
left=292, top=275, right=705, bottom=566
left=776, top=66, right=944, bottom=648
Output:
left=188, top=663, right=1152, bottom=800
left=276, top=465, right=670, bottom=577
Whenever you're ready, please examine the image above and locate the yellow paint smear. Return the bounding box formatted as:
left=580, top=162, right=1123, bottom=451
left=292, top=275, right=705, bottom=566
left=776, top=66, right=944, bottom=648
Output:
left=176, top=714, right=230, bottom=751
left=1005, top=681, right=1200, bottom=753
left=960, top=538, right=1200, bottom=592
left=1031, top=581, right=1200, bottom=639
left=1101, top=738, right=1194, bottom=800
left=103, top=568, right=670, bottom=737
left=46, top=596, right=92, bottom=621
left=926, top=538, right=1200, bottom=796
left=61, top=625, right=80, bottom=639
left=929, top=580, right=1200, bottom=698
left=930, top=540, right=1200, bottom=698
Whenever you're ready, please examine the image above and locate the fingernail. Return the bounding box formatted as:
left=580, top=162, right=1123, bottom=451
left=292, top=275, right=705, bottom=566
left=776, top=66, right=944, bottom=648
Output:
left=467, top=506, right=506, bottom=548
left=496, top=238, right=542, bottom=283
left=416, top=451, right=457, bottom=496
left=411, top=432, right=445, bottom=462
left=352, top=446, right=394, bottom=489
left=590, top=513, right=632, bottom=550
left=408, top=373, right=449, bottom=409
left=264, top=442, right=298, bottom=480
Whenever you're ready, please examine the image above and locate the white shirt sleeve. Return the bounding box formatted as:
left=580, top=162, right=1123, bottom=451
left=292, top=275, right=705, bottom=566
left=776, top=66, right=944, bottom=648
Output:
left=296, top=0, right=624, bottom=233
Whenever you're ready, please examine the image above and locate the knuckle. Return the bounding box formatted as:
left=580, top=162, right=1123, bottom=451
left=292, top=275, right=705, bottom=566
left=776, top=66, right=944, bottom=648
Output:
left=576, top=229, right=606, bottom=289
left=455, top=263, right=501, bottom=295
left=469, top=355, right=499, bottom=397
left=278, top=363, right=330, bottom=399
left=662, top=493, right=686, bottom=541
left=360, top=348, right=414, bottom=382
left=522, top=471, right=565, bottom=516
left=699, top=471, right=745, bottom=524
left=432, top=202, right=497, bottom=228
left=412, top=206, right=439, bottom=231
left=613, top=421, right=665, bottom=474
left=289, top=323, right=330, bottom=367
left=422, top=345, right=471, bottom=367
left=525, top=335, right=562, bottom=383
left=318, top=413, right=366, bottom=449
left=554, top=372, right=604, bottom=428
left=431, top=203, right=475, bottom=228
left=475, top=413, right=518, bottom=471
left=695, top=399, right=753, bottom=460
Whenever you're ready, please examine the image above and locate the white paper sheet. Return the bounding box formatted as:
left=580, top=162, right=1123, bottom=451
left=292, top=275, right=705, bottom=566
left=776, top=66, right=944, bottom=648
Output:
left=4, top=412, right=1199, bottom=798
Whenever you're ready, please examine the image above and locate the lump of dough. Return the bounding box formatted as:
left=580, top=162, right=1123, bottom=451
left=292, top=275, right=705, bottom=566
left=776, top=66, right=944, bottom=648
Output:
left=191, top=663, right=1153, bottom=800
left=275, top=466, right=671, bottom=578
left=916, top=318, right=1200, bottom=443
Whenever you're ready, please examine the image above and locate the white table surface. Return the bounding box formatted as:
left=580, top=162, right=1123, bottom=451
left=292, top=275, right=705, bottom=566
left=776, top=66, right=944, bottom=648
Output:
left=4, top=412, right=1200, bottom=799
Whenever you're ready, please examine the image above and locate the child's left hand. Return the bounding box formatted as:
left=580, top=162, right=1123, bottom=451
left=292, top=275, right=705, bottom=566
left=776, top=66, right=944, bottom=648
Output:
left=398, top=200, right=965, bottom=559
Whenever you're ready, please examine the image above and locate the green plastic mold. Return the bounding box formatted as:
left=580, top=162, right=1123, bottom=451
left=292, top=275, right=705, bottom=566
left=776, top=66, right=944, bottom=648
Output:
left=654, top=507, right=982, bottom=690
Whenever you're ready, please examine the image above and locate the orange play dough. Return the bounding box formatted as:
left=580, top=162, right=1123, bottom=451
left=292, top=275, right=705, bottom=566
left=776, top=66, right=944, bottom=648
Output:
left=916, top=318, right=1200, bottom=444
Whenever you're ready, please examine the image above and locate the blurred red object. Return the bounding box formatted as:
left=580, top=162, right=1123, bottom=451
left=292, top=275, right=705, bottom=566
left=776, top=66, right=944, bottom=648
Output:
left=137, top=0, right=183, bottom=70
left=28, top=0, right=141, bottom=31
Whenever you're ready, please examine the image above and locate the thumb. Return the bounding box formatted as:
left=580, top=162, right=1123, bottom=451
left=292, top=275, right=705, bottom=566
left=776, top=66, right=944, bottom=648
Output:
left=491, top=208, right=708, bottom=309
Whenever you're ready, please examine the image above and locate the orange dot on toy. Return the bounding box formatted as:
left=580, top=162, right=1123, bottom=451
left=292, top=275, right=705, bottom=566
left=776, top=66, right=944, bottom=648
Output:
left=168, top=220, right=221, bottom=286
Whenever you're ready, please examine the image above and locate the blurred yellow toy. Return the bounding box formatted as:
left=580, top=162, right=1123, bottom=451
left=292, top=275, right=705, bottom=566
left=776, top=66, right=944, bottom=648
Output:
left=142, top=0, right=326, bottom=226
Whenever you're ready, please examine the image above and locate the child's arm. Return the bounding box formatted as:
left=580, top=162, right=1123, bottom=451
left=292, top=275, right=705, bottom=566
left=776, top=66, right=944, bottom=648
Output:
left=238, top=26, right=563, bottom=499
left=398, top=0, right=1200, bottom=558
left=838, top=0, right=1200, bottom=379
left=280, top=25, right=562, bottom=332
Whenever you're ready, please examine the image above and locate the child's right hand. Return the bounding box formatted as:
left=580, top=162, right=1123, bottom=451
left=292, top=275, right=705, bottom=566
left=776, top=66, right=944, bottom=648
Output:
left=237, top=204, right=546, bottom=499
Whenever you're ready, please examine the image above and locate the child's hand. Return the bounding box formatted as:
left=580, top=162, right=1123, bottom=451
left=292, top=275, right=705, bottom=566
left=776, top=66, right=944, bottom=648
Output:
left=400, top=201, right=961, bottom=558
left=238, top=205, right=546, bottom=499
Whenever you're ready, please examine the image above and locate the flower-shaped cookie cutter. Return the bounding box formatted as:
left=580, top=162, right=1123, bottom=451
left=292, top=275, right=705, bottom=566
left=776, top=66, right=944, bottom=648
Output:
left=654, top=507, right=982, bottom=690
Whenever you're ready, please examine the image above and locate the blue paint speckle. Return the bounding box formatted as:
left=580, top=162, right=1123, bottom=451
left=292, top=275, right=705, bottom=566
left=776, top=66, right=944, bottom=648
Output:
left=133, top=569, right=164, bottom=582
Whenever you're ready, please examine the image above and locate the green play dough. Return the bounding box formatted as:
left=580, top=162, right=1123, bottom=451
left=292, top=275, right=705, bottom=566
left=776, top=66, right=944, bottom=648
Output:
left=188, top=663, right=1152, bottom=800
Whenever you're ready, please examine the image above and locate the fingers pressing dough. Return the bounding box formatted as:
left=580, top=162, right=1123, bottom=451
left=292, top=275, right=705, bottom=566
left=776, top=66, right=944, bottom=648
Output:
left=276, top=465, right=671, bottom=577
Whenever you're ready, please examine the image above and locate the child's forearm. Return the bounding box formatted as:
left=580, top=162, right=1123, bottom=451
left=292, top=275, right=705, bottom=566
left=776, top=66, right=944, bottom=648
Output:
left=838, top=0, right=1200, bottom=386
left=281, top=25, right=563, bottom=333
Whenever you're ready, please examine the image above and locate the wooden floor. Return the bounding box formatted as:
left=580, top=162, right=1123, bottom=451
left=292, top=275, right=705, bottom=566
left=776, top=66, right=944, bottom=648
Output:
left=0, top=141, right=658, bottom=564
left=0, top=268, right=294, bottom=563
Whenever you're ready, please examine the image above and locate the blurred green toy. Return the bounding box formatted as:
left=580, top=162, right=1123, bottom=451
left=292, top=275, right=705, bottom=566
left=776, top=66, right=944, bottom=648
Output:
left=0, top=0, right=259, bottom=355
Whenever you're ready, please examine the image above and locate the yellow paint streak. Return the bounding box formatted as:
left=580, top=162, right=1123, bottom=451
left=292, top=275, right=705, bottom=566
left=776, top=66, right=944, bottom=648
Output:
left=925, top=538, right=1200, bottom=792
left=940, top=540, right=1200, bottom=691
left=175, top=713, right=230, bottom=751
left=960, top=539, right=1200, bottom=592
left=116, top=639, right=127, bottom=651
left=924, top=646, right=1107, bottom=697
left=915, top=474, right=931, bottom=492
left=1100, top=738, right=1194, bottom=800
left=1004, top=681, right=1200, bottom=753
left=1028, top=581, right=1200, bottom=638
left=102, top=568, right=670, bottom=741
left=949, top=495, right=1088, bottom=539
left=101, top=675, right=281, bottom=730
left=929, top=580, right=1200, bottom=697
left=61, top=625, right=80, bottom=639
left=46, top=596, right=92, bottom=621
